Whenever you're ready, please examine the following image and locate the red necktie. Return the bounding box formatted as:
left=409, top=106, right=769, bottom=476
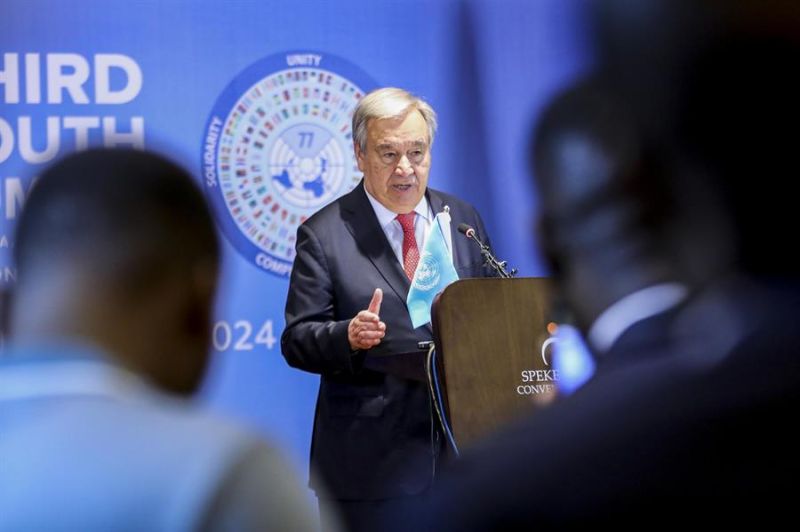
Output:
left=397, top=213, right=419, bottom=280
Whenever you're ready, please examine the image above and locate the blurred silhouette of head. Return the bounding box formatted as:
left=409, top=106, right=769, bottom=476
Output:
left=532, top=78, right=682, bottom=332
left=533, top=0, right=800, bottom=332
left=10, top=148, right=220, bottom=395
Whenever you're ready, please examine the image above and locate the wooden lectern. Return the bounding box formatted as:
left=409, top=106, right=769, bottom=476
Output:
left=431, top=277, right=554, bottom=448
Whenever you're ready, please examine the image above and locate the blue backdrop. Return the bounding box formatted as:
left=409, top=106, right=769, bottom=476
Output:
left=1, top=0, right=590, bottom=483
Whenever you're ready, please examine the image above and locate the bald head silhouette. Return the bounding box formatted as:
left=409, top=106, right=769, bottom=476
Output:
left=533, top=0, right=800, bottom=335
left=10, top=148, right=219, bottom=394
left=532, top=78, right=681, bottom=331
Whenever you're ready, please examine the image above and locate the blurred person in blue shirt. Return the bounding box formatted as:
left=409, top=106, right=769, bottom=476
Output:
left=0, top=148, right=330, bottom=532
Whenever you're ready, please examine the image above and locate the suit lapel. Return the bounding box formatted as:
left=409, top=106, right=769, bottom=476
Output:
left=427, top=188, right=445, bottom=217
left=341, top=182, right=411, bottom=304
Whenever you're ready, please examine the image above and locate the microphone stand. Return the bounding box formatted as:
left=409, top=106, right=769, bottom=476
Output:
left=460, top=226, right=517, bottom=278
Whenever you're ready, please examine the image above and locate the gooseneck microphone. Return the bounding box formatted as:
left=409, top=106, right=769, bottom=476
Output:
left=457, top=223, right=476, bottom=239
left=457, top=223, right=516, bottom=278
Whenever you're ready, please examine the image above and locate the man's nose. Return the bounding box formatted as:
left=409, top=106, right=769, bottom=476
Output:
left=395, top=155, right=413, bottom=176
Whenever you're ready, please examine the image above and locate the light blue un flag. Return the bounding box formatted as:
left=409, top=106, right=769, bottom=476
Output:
left=407, top=211, right=459, bottom=328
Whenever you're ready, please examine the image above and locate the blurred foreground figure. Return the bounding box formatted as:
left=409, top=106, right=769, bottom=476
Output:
left=408, top=0, right=800, bottom=528
left=0, top=149, right=323, bottom=531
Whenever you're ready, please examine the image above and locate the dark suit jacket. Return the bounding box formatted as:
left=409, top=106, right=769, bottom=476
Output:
left=281, top=181, right=495, bottom=500
left=409, top=277, right=800, bottom=529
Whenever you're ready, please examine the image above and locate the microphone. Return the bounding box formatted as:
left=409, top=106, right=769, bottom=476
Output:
left=457, top=223, right=476, bottom=240
left=457, top=223, right=516, bottom=278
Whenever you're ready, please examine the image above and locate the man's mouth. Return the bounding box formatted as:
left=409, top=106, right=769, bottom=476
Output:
left=392, top=184, right=414, bottom=191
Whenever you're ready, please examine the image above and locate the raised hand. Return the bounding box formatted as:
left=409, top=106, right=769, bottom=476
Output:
left=348, top=288, right=387, bottom=350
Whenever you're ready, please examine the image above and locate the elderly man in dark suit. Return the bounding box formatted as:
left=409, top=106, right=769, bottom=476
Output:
left=281, top=87, right=496, bottom=531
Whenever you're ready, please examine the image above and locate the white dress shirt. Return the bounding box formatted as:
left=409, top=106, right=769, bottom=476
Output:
left=364, top=188, right=433, bottom=268
left=587, top=282, right=690, bottom=353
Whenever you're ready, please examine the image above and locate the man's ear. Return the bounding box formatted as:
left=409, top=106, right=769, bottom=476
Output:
left=355, top=143, right=366, bottom=173
left=187, top=260, right=218, bottom=331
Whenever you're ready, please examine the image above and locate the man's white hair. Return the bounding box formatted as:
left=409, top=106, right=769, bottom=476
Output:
left=352, top=87, right=438, bottom=153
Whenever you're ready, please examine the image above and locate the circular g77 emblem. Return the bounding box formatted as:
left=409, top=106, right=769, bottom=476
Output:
left=202, top=51, right=377, bottom=277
